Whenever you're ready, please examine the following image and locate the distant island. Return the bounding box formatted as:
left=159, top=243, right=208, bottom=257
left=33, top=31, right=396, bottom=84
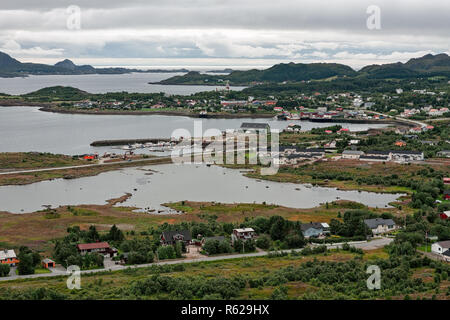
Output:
left=0, top=51, right=189, bottom=78
left=154, top=53, right=450, bottom=86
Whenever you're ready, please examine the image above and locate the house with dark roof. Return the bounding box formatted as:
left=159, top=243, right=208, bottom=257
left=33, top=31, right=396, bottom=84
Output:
left=443, top=250, right=450, bottom=262
left=301, top=222, right=328, bottom=238
left=390, top=150, right=424, bottom=162
left=364, top=218, right=397, bottom=235
left=160, top=230, right=192, bottom=245
left=360, top=155, right=390, bottom=162
left=364, top=150, right=391, bottom=161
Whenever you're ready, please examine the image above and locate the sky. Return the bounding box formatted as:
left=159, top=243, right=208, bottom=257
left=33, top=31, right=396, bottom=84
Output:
left=0, top=0, right=449, bottom=70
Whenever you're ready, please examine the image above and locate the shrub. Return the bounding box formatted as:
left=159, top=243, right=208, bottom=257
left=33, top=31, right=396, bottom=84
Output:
left=0, top=264, right=10, bottom=277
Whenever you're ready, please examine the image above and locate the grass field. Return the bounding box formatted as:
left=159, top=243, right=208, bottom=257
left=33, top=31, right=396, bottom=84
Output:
left=237, top=159, right=450, bottom=196
left=1, top=249, right=448, bottom=300
left=0, top=152, right=87, bottom=170
left=0, top=155, right=172, bottom=186
left=0, top=198, right=402, bottom=253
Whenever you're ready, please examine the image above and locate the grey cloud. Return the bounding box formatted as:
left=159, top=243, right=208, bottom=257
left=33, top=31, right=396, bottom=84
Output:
left=0, top=0, right=448, bottom=67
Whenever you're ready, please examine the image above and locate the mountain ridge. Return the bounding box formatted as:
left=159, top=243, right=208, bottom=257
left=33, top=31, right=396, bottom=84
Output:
left=0, top=51, right=449, bottom=81
left=157, top=53, right=450, bottom=85
left=0, top=52, right=189, bottom=77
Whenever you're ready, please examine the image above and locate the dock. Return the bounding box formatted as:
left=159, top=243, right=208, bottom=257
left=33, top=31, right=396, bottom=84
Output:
left=90, top=138, right=172, bottom=147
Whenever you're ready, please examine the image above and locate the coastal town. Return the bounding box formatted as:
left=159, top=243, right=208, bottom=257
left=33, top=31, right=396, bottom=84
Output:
left=0, top=1, right=450, bottom=304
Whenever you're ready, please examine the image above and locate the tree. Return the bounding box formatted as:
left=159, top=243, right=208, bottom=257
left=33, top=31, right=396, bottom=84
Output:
left=285, top=231, right=306, bottom=249
left=203, top=240, right=218, bottom=255
left=256, top=234, right=271, bottom=249
left=108, top=224, right=124, bottom=242
left=218, top=240, right=232, bottom=254
left=87, top=225, right=100, bottom=242
left=17, top=253, right=35, bottom=275
left=157, top=246, right=176, bottom=260
left=269, top=216, right=289, bottom=241
left=0, top=264, right=10, bottom=277
left=174, top=241, right=183, bottom=258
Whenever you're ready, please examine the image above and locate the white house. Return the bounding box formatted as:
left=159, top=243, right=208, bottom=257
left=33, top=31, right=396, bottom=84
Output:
left=0, top=249, right=19, bottom=266
left=342, top=150, right=365, bottom=159
left=431, top=240, right=450, bottom=256
left=364, top=218, right=397, bottom=235
left=231, top=228, right=256, bottom=245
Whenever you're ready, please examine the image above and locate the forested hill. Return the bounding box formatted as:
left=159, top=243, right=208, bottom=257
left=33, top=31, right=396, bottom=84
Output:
left=158, top=53, right=450, bottom=85
left=157, top=62, right=357, bottom=85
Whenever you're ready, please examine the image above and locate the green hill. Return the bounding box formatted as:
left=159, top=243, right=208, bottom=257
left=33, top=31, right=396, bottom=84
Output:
left=24, top=86, right=89, bottom=100
left=159, top=53, right=450, bottom=85
left=0, top=51, right=154, bottom=77
left=358, top=53, right=450, bottom=79
left=158, top=62, right=357, bottom=85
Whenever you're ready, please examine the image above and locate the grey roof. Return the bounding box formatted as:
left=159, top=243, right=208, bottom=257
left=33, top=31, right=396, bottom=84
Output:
left=391, top=150, right=423, bottom=155
left=204, top=236, right=226, bottom=242
left=360, top=155, right=389, bottom=160
left=364, top=218, right=396, bottom=229
left=240, top=122, right=270, bottom=129
left=366, top=150, right=391, bottom=156
left=437, top=240, right=450, bottom=249
left=443, top=250, right=450, bottom=257
left=279, top=145, right=299, bottom=152
left=161, top=230, right=192, bottom=243
left=297, top=148, right=325, bottom=153
left=342, top=150, right=365, bottom=155
left=286, top=153, right=322, bottom=159
left=301, top=222, right=323, bottom=232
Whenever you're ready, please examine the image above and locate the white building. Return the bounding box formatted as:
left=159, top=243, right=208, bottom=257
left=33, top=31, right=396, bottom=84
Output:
left=231, top=228, right=256, bottom=245
left=431, top=240, right=450, bottom=256
left=342, top=150, right=365, bottom=159
left=364, top=218, right=397, bottom=235
left=0, top=249, right=19, bottom=266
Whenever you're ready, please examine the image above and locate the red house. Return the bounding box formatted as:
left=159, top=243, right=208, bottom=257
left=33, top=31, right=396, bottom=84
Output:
left=444, top=178, right=450, bottom=185
left=440, top=211, right=450, bottom=220
left=77, top=242, right=117, bottom=257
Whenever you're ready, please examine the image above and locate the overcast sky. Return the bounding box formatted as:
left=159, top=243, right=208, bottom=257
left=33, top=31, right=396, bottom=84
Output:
left=0, top=0, right=449, bottom=69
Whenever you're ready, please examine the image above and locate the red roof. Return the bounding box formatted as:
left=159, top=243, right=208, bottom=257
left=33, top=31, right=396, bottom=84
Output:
left=77, top=242, right=110, bottom=250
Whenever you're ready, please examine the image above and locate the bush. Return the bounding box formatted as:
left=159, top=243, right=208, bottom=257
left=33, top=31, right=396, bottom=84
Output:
left=256, top=234, right=271, bottom=249
left=0, top=264, right=10, bottom=277
left=157, top=246, right=176, bottom=260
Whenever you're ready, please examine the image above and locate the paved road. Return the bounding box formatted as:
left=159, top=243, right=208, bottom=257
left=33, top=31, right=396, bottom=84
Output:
left=368, top=111, right=427, bottom=128
left=0, top=237, right=392, bottom=282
